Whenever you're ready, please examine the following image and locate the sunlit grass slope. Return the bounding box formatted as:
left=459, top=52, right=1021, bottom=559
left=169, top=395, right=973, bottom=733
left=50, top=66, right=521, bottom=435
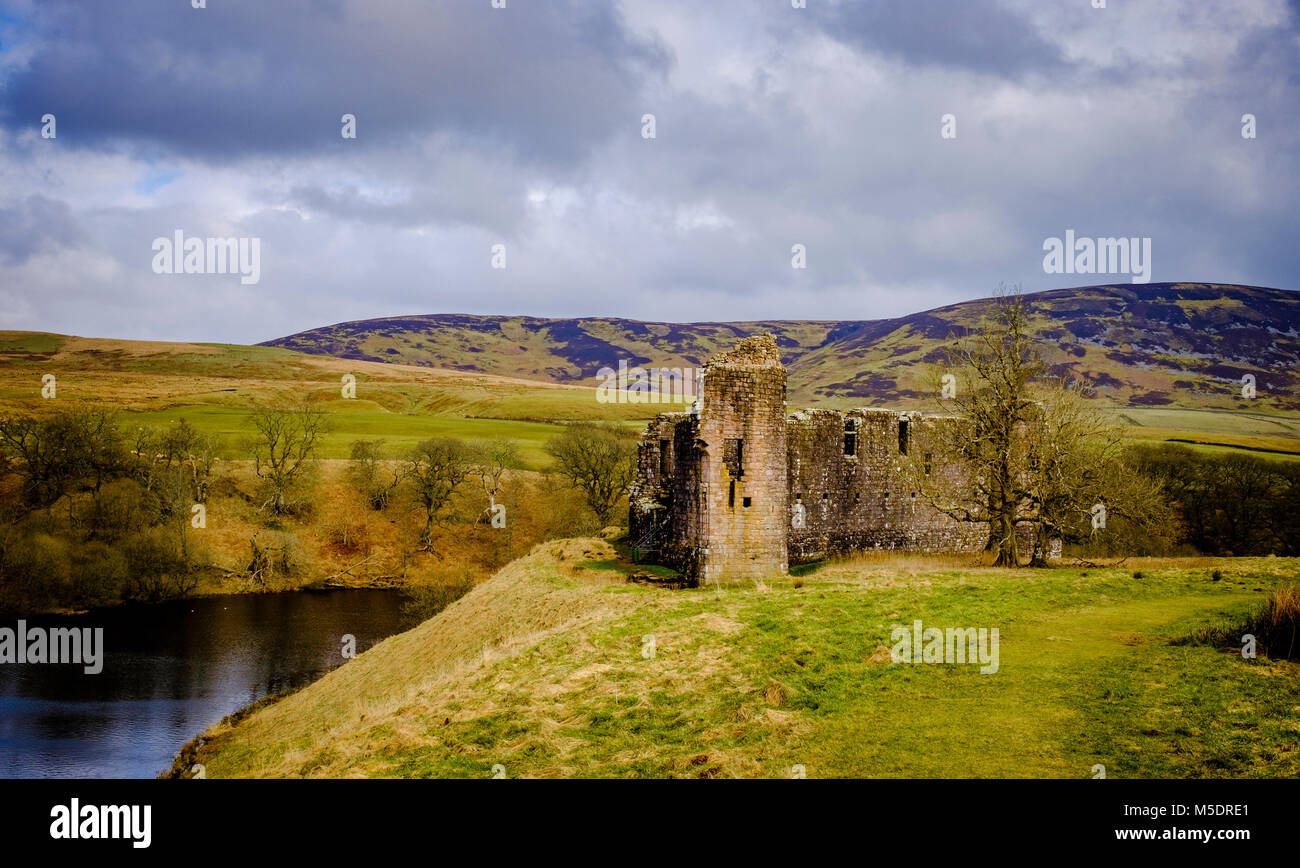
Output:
left=0, top=331, right=661, bottom=467
left=183, top=547, right=1300, bottom=779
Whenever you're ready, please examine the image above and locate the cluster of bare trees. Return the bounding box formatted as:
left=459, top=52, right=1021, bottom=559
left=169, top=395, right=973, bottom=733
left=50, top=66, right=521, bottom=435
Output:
left=0, top=410, right=219, bottom=612
left=339, top=422, right=638, bottom=544
left=1132, top=445, right=1300, bottom=556
left=0, top=387, right=647, bottom=614
left=339, top=436, right=520, bottom=550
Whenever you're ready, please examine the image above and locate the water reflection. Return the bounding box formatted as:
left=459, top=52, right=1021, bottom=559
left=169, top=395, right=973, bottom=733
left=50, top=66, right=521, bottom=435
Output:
left=0, top=589, right=407, bottom=778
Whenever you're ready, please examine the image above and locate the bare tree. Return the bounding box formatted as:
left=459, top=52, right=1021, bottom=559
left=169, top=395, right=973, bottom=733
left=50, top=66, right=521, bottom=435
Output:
left=347, top=439, right=406, bottom=510
left=405, top=438, right=472, bottom=550
left=910, top=288, right=1044, bottom=565
left=138, top=418, right=220, bottom=503
left=468, top=438, right=520, bottom=522
left=910, top=288, right=1175, bottom=566
left=152, top=466, right=186, bottom=555
left=545, top=423, right=636, bottom=526
left=158, top=419, right=220, bottom=503
left=249, top=398, right=328, bottom=514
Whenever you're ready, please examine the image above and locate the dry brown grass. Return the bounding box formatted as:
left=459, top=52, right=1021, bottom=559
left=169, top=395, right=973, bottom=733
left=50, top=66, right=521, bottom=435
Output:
left=1257, top=585, right=1300, bottom=659
left=184, top=538, right=639, bottom=777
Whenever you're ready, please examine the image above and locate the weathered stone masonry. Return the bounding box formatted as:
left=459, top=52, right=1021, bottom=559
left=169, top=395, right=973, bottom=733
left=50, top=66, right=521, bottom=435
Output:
left=629, top=334, right=998, bottom=583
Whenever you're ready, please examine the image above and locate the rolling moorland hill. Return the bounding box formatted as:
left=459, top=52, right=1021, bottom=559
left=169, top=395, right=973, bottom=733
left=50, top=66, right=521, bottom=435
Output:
left=263, top=282, right=1300, bottom=413
left=1, top=281, right=1298, bottom=458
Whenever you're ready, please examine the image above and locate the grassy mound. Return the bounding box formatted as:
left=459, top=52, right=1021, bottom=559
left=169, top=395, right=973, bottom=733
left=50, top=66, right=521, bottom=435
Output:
left=175, top=538, right=643, bottom=777
left=179, top=551, right=1300, bottom=779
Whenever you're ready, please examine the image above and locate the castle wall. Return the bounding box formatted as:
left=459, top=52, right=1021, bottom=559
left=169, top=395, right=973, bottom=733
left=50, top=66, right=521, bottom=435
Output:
left=787, top=408, right=986, bottom=563
left=628, top=334, right=1032, bottom=583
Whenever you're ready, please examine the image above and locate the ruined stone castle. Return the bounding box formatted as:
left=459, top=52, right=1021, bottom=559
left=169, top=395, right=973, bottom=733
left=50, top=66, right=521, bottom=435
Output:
left=628, top=334, right=998, bottom=583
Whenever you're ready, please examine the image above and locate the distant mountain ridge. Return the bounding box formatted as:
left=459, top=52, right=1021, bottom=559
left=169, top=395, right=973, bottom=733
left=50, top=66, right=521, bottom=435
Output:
left=262, top=283, right=1300, bottom=411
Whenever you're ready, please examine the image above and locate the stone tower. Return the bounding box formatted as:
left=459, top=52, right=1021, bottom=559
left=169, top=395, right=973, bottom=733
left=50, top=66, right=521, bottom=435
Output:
left=694, top=334, right=789, bottom=582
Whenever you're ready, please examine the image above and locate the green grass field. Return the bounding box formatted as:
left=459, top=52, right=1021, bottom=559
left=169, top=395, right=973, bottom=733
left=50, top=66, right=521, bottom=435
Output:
left=0, top=331, right=668, bottom=469
left=1114, top=406, right=1300, bottom=436
left=1113, top=406, right=1300, bottom=458
left=180, top=545, right=1300, bottom=778
left=122, top=404, right=569, bottom=468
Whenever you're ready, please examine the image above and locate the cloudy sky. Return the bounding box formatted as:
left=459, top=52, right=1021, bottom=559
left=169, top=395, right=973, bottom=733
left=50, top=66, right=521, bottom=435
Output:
left=0, top=0, right=1296, bottom=344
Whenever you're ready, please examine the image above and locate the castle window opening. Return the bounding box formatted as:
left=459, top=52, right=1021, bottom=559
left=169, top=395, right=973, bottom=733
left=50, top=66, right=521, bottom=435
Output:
left=844, top=421, right=856, bottom=456
left=724, top=438, right=745, bottom=478
left=659, top=439, right=670, bottom=474
left=742, top=497, right=752, bottom=508
left=924, top=452, right=932, bottom=475
left=728, top=480, right=736, bottom=508
left=898, top=419, right=910, bottom=455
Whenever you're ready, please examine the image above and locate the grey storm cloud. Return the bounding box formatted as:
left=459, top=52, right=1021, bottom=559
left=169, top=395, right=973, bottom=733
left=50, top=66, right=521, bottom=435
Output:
left=0, top=0, right=669, bottom=164
left=0, top=195, right=84, bottom=264
left=807, top=0, right=1067, bottom=80
left=0, top=0, right=1295, bottom=343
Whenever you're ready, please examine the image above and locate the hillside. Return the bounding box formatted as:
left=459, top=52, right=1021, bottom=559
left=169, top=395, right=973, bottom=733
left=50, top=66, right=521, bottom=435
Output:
left=174, top=541, right=1300, bottom=778
left=3, top=302, right=1299, bottom=461
left=265, top=314, right=840, bottom=394
left=263, top=283, right=1300, bottom=413
left=0, top=331, right=653, bottom=465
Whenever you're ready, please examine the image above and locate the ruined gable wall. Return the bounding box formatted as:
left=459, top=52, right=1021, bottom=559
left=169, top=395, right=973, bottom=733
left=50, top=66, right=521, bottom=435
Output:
left=629, top=413, right=703, bottom=576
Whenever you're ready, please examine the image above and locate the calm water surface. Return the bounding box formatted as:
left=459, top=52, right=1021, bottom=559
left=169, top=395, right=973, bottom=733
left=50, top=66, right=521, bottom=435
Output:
left=0, top=589, right=408, bottom=778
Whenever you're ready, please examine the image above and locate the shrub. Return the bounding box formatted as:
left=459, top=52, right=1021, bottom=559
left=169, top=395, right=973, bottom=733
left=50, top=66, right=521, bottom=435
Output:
left=322, top=500, right=371, bottom=553
left=121, top=527, right=187, bottom=602
left=0, top=532, right=72, bottom=613
left=246, top=530, right=303, bottom=587
left=81, top=478, right=155, bottom=542
left=1176, top=584, right=1300, bottom=660
left=70, top=540, right=129, bottom=607
left=401, top=570, right=475, bottom=626
left=1249, top=585, right=1300, bottom=660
